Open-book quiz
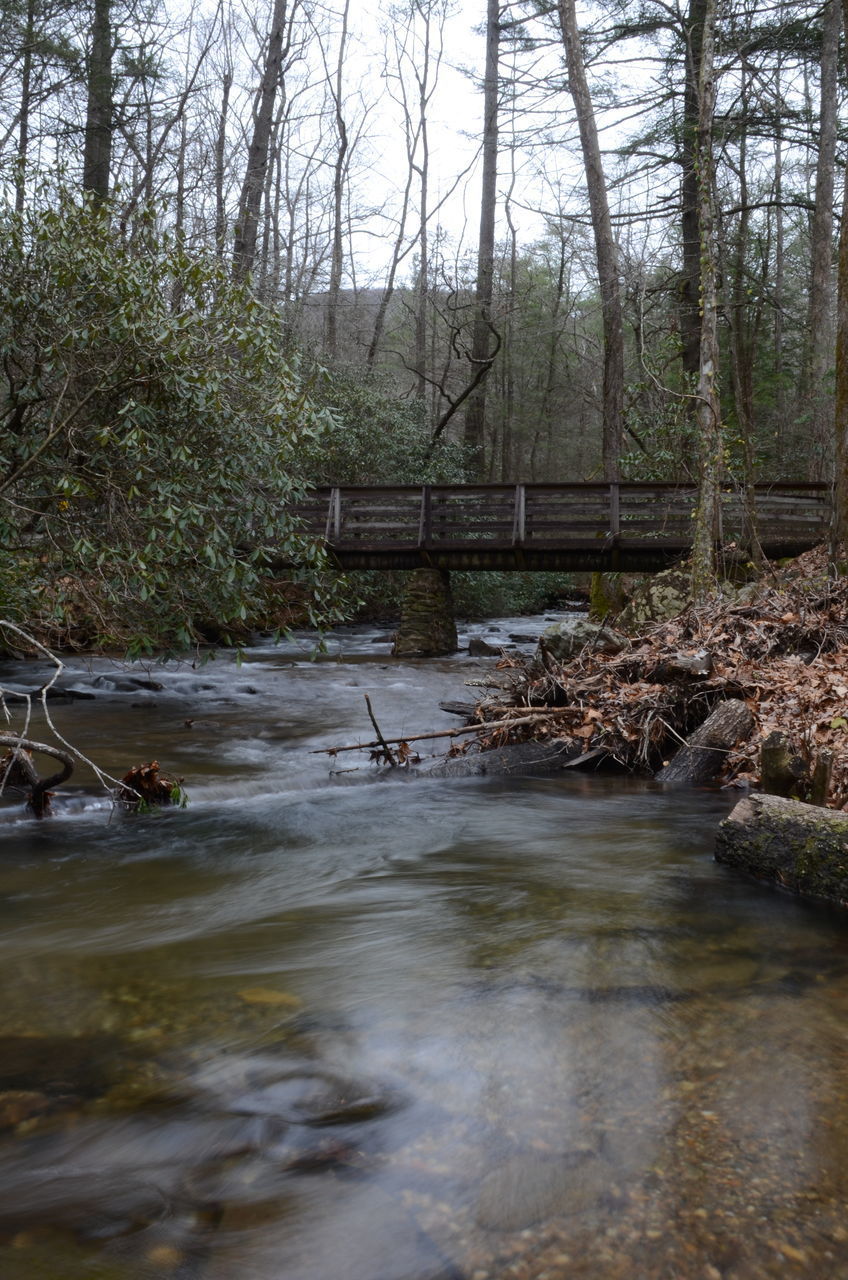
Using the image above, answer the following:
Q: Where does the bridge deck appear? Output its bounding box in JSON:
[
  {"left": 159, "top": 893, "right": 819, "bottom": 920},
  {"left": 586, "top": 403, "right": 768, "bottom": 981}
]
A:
[{"left": 290, "top": 482, "right": 830, "bottom": 572}]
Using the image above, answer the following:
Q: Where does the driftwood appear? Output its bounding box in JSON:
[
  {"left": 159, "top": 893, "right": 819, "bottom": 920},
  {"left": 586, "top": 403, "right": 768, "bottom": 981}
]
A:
[
  {"left": 439, "top": 700, "right": 477, "bottom": 719},
  {"left": 715, "top": 793, "right": 848, "bottom": 906},
  {"left": 117, "top": 761, "right": 183, "bottom": 808},
  {"left": 0, "top": 734, "right": 74, "bottom": 817},
  {"left": 655, "top": 699, "right": 753, "bottom": 785}
]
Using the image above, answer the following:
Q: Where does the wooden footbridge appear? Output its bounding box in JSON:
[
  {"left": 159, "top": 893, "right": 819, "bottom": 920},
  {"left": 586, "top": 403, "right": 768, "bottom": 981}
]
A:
[{"left": 292, "top": 482, "right": 830, "bottom": 572}]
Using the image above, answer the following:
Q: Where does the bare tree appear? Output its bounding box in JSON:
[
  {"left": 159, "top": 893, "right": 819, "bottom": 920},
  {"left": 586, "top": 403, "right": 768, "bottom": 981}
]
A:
[
  {"left": 463, "top": 0, "right": 500, "bottom": 477},
  {"left": 232, "top": 0, "right": 294, "bottom": 282},
  {"left": 555, "top": 0, "right": 623, "bottom": 480}
]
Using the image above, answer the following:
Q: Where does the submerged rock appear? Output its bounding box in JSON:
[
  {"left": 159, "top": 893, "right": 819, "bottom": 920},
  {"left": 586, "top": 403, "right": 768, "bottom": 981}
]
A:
[
  {"left": 0, "top": 1033, "right": 125, "bottom": 1098},
  {"left": 475, "top": 1151, "right": 604, "bottom": 1230}
]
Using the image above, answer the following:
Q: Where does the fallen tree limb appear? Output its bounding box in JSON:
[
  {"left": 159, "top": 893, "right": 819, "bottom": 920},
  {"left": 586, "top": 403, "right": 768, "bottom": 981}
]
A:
[
  {"left": 364, "top": 694, "right": 397, "bottom": 767},
  {"left": 715, "top": 793, "right": 848, "bottom": 906},
  {"left": 312, "top": 707, "right": 578, "bottom": 757},
  {"left": 655, "top": 699, "right": 753, "bottom": 785}
]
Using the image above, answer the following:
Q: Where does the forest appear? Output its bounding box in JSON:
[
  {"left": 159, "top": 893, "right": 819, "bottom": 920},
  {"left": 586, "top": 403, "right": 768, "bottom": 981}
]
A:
[{"left": 1, "top": 0, "right": 847, "bottom": 650}]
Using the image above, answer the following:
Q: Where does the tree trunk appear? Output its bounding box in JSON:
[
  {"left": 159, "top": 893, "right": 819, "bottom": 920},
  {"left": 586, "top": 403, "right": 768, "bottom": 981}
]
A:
[
  {"left": 215, "top": 68, "right": 232, "bottom": 261},
  {"left": 325, "top": 0, "right": 351, "bottom": 360},
  {"left": 680, "top": 0, "right": 707, "bottom": 382},
  {"left": 807, "top": 0, "right": 840, "bottom": 475},
  {"left": 557, "top": 0, "right": 624, "bottom": 480},
  {"left": 232, "top": 0, "right": 289, "bottom": 283},
  {"left": 463, "top": 0, "right": 500, "bottom": 478},
  {"left": 835, "top": 0, "right": 848, "bottom": 545},
  {"left": 655, "top": 698, "right": 753, "bottom": 785},
  {"left": 689, "top": 0, "right": 721, "bottom": 599},
  {"left": 82, "top": 0, "right": 113, "bottom": 201},
  {"left": 14, "top": 0, "right": 35, "bottom": 214},
  {"left": 715, "top": 793, "right": 848, "bottom": 906}
]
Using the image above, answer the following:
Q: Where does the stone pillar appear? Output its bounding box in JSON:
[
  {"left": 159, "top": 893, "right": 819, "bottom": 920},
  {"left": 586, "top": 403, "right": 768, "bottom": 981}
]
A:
[{"left": 392, "top": 568, "right": 458, "bottom": 657}]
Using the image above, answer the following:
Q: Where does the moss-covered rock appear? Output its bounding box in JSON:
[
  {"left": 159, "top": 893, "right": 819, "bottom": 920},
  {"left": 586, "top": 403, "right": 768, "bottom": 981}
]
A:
[{"left": 617, "top": 563, "right": 694, "bottom": 632}]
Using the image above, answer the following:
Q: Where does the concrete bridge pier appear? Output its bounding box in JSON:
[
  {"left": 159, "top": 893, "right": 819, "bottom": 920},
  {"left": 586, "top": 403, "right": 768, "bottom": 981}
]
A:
[{"left": 392, "top": 568, "right": 458, "bottom": 658}]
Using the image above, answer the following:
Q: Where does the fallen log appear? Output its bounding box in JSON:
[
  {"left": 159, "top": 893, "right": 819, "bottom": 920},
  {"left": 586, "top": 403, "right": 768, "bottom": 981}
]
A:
[
  {"left": 438, "top": 700, "right": 478, "bottom": 719},
  {"left": 715, "top": 793, "right": 848, "bottom": 906},
  {"left": 655, "top": 698, "right": 753, "bottom": 786}
]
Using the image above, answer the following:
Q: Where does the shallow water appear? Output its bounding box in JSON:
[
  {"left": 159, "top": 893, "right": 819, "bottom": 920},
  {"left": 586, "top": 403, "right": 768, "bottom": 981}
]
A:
[{"left": 0, "top": 621, "right": 847, "bottom": 1279}]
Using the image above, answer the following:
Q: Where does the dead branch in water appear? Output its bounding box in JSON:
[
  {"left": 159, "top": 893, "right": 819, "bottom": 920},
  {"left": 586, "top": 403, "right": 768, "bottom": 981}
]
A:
[
  {"left": 0, "top": 620, "right": 185, "bottom": 817},
  {"left": 0, "top": 733, "right": 75, "bottom": 817},
  {"left": 312, "top": 707, "right": 578, "bottom": 758}
]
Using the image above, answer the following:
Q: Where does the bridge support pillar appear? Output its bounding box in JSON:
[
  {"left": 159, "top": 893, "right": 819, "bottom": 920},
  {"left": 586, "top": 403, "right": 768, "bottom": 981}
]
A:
[{"left": 392, "top": 568, "right": 458, "bottom": 658}]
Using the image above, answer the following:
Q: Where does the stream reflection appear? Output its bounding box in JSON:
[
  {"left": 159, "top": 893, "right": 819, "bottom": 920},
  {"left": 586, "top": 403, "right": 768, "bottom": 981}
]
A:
[{"left": 0, "top": 635, "right": 846, "bottom": 1278}]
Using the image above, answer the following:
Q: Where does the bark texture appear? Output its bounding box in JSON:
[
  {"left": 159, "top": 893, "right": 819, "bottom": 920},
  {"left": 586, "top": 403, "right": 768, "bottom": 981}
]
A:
[
  {"left": 715, "top": 792, "right": 848, "bottom": 906},
  {"left": 82, "top": 0, "right": 112, "bottom": 200},
  {"left": 655, "top": 698, "right": 752, "bottom": 785}
]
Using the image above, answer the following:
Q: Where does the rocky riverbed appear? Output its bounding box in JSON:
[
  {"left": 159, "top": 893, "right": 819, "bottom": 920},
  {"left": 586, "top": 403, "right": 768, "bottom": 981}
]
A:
[{"left": 0, "top": 622, "right": 846, "bottom": 1279}]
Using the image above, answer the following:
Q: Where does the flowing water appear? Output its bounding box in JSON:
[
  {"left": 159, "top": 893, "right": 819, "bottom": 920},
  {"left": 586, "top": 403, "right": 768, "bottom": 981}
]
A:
[{"left": 0, "top": 619, "right": 847, "bottom": 1280}]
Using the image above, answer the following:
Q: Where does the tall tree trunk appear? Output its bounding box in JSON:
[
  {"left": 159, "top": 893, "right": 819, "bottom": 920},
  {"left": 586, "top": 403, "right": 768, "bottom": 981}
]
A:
[
  {"left": 557, "top": 0, "right": 623, "bottom": 480},
  {"left": 690, "top": 0, "right": 721, "bottom": 598},
  {"left": 215, "top": 68, "right": 232, "bottom": 261},
  {"left": 725, "top": 68, "right": 763, "bottom": 564},
  {"left": 15, "top": 0, "right": 35, "bottom": 214},
  {"left": 414, "top": 72, "right": 430, "bottom": 401},
  {"left": 680, "top": 0, "right": 707, "bottom": 381},
  {"left": 808, "top": 0, "right": 840, "bottom": 478},
  {"left": 325, "top": 0, "right": 351, "bottom": 360},
  {"left": 834, "top": 0, "right": 848, "bottom": 546},
  {"left": 82, "top": 0, "right": 113, "bottom": 201},
  {"left": 463, "top": 0, "right": 500, "bottom": 478},
  {"left": 232, "top": 0, "right": 289, "bottom": 283}
]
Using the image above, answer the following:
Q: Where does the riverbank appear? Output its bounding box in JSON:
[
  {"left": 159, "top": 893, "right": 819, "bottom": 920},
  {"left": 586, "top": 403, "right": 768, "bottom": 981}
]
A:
[{"left": 450, "top": 545, "right": 848, "bottom": 807}]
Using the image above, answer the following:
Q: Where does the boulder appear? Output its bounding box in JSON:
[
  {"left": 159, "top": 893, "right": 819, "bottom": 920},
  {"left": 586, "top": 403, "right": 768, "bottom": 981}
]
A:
[
  {"left": 617, "top": 563, "right": 693, "bottom": 631},
  {"left": 538, "top": 616, "right": 626, "bottom": 663},
  {"left": 468, "top": 636, "right": 501, "bottom": 657}
]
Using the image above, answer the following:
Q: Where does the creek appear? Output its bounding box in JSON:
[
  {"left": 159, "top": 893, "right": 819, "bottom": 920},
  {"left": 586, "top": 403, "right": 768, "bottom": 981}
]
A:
[{"left": 0, "top": 616, "right": 846, "bottom": 1280}]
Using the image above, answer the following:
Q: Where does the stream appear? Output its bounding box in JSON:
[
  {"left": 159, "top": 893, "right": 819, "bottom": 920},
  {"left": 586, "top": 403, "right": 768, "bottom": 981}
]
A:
[{"left": 0, "top": 615, "right": 847, "bottom": 1279}]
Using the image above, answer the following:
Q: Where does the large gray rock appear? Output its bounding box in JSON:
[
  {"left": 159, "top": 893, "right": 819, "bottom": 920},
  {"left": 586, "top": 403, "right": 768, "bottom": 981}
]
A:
[
  {"left": 617, "top": 563, "right": 693, "bottom": 631},
  {"left": 538, "top": 616, "right": 626, "bottom": 663}
]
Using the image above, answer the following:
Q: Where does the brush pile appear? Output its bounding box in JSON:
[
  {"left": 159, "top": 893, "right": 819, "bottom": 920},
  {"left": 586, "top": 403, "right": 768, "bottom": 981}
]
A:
[{"left": 466, "top": 545, "right": 848, "bottom": 807}]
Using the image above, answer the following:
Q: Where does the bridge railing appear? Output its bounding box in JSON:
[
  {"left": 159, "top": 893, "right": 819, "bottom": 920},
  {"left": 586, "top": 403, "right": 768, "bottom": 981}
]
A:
[{"left": 294, "top": 482, "right": 830, "bottom": 551}]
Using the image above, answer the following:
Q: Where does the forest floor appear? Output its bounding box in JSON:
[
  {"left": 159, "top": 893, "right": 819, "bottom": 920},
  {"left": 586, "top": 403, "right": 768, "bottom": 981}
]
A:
[{"left": 459, "top": 544, "right": 848, "bottom": 809}]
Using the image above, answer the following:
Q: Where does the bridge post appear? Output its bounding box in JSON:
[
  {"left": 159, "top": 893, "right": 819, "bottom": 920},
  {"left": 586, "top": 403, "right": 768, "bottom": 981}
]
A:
[{"left": 392, "top": 568, "right": 458, "bottom": 658}]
